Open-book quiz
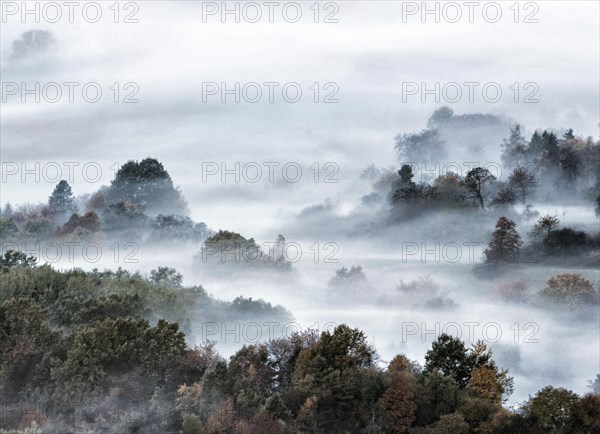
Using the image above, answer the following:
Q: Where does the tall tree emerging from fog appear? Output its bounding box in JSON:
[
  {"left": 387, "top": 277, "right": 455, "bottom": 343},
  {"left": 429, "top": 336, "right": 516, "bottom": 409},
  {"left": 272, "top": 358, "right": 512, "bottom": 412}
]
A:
[
  {"left": 106, "top": 158, "right": 187, "bottom": 214},
  {"left": 501, "top": 124, "right": 528, "bottom": 168},
  {"left": 48, "top": 180, "right": 77, "bottom": 214},
  {"left": 484, "top": 217, "right": 523, "bottom": 264},
  {"left": 464, "top": 167, "right": 496, "bottom": 209}
]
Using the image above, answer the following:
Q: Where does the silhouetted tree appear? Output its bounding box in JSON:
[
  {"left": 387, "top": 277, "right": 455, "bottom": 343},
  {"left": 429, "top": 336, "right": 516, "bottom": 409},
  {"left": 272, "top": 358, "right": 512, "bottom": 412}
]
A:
[
  {"left": 484, "top": 217, "right": 523, "bottom": 263},
  {"left": 508, "top": 166, "right": 537, "bottom": 204},
  {"left": 106, "top": 158, "right": 187, "bottom": 214},
  {"left": 465, "top": 167, "right": 496, "bottom": 208},
  {"left": 48, "top": 180, "right": 77, "bottom": 214},
  {"left": 530, "top": 215, "right": 560, "bottom": 239}
]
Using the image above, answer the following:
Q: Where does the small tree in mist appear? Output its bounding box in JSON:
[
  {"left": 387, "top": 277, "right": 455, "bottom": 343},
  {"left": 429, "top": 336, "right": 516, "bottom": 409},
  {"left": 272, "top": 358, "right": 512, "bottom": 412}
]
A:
[
  {"left": 48, "top": 180, "right": 77, "bottom": 214},
  {"left": 328, "top": 265, "right": 369, "bottom": 288},
  {"left": 465, "top": 167, "right": 496, "bottom": 209},
  {"left": 530, "top": 215, "right": 560, "bottom": 240},
  {"left": 483, "top": 217, "right": 523, "bottom": 264},
  {"left": 490, "top": 184, "right": 517, "bottom": 209},
  {"left": 396, "top": 275, "right": 440, "bottom": 297},
  {"left": 508, "top": 166, "right": 537, "bottom": 204},
  {"left": 539, "top": 273, "right": 596, "bottom": 312},
  {"left": 495, "top": 280, "right": 528, "bottom": 303},
  {"left": 521, "top": 204, "right": 539, "bottom": 222}
]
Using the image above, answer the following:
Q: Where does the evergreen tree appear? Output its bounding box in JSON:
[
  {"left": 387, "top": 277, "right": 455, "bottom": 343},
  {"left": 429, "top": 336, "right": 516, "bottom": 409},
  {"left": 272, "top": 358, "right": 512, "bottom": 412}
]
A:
[
  {"left": 501, "top": 124, "right": 528, "bottom": 168},
  {"left": 107, "top": 158, "right": 187, "bottom": 214},
  {"left": 484, "top": 217, "right": 523, "bottom": 263},
  {"left": 48, "top": 180, "right": 77, "bottom": 214},
  {"left": 528, "top": 130, "right": 544, "bottom": 157}
]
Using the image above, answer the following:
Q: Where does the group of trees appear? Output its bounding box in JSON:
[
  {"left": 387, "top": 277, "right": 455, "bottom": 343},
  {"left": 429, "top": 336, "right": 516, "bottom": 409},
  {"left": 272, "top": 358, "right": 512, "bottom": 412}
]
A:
[
  {"left": 495, "top": 271, "right": 598, "bottom": 314},
  {"left": 482, "top": 215, "right": 600, "bottom": 265},
  {"left": 6, "top": 292, "right": 598, "bottom": 434},
  {"left": 0, "top": 251, "right": 292, "bottom": 433},
  {"left": 385, "top": 108, "right": 600, "bottom": 219},
  {"left": 146, "top": 323, "right": 600, "bottom": 433},
  {"left": 389, "top": 163, "right": 524, "bottom": 213},
  {"left": 0, "top": 158, "right": 212, "bottom": 245},
  {"left": 196, "top": 230, "right": 293, "bottom": 273}
]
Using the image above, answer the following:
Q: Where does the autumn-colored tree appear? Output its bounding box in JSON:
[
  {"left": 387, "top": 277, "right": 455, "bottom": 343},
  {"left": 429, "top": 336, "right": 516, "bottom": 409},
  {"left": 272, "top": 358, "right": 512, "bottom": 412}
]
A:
[
  {"left": 429, "top": 412, "right": 470, "bottom": 434},
  {"left": 466, "top": 366, "right": 504, "bottom": 403},
  {"left": 496, "top": 280, "right": 528, "bottom": 303},
  {"left": 378, "top": 371, "right": 417, "bottom": 433},
  {"left": 433, "top": 172, "right": 466, "bottom": 203},
  {"left": 539, "top": 273, "right": 596, "bottom": 311},
  {"left": 204, "top": 397, "right": 236, "bottom": 433},
  {"left": 234, "top": 411, "right": 285, "bottom": 434}
]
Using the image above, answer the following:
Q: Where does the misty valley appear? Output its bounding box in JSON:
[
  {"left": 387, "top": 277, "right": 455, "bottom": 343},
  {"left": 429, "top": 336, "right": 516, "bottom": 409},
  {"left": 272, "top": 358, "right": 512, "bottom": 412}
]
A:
[{"left": 0, "top": 106, "right": 599, "bottom": 433}]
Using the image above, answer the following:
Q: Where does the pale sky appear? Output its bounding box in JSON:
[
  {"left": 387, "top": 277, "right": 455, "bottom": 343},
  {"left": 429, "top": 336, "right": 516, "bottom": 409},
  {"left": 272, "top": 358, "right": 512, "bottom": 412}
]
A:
[{"left": 1, "top": 1, "right": 599, "bottom": 229}]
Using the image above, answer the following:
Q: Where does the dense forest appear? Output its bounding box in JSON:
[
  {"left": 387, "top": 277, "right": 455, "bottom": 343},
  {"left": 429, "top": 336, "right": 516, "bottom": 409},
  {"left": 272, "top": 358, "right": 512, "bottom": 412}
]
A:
[
  {"left": 1, "top": 107, "right": 599, "bottom": 433},
  {"left": 0, "top": 257, "right": 598, "bottom": 433}
]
